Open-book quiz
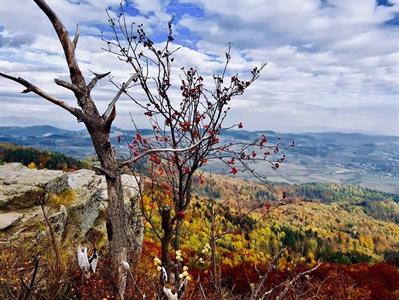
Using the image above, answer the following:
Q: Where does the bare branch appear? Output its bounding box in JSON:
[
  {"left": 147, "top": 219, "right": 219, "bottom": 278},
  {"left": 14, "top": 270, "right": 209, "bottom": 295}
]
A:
[
  {"left": 93, "top": 165, "right": 116, "bottom": 179},
  {"left": 33, "top": 0, "right": 86, "bottom": 89},
  {"left": 88, "top": 71, "right": 111, "bottom": 91},
  {"left": 20, "top": 256, "right": 40, "bottom": 300},
  {"left": 263, "top": 262, "right": 322, "bottom": 299},
  {"left": 72, "top": 24, "right": 79, "bottom": 49},
  {"left": 0, "top": 72, "right": 83, "bottom": 119},
  {"left": 103, "top": 72, "right": 140, "bottom": 120},
  {"left": 118, "top": 135, "right": 211, "bottom": 168},
  {"left": 54, "top": 78, "right": 80, "bottom": 93}
]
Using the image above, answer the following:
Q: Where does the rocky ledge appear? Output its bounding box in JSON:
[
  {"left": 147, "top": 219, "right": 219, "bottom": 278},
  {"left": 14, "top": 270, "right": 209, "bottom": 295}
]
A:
[{"left": 0, "top": 163, "right": 142, "bottom": 249}]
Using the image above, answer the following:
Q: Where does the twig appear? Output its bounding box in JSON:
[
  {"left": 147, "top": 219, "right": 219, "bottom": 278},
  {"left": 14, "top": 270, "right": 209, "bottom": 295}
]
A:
[
  {"left": 40, "top": 201, "right": 61, "bottom": 280},
  {"left": 21, "top": 256, "right": 40, "bottom": 300}
]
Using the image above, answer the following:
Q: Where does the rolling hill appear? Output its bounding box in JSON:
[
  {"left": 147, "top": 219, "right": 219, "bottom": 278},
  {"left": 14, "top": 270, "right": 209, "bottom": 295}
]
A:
[{"left": 3, "top": 125, "right": 397, "bottom": 192}]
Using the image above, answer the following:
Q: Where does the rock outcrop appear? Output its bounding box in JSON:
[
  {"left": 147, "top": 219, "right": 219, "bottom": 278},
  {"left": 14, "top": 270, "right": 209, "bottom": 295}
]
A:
[
  {"left": 0, "top": 211, "right": 24, "bottom": 230},
  {"left": 0, "top": 163, "right": 143, "bottom": 252},
  {"left": 0, "top": 162, "right": 67, "bottom": 209}
]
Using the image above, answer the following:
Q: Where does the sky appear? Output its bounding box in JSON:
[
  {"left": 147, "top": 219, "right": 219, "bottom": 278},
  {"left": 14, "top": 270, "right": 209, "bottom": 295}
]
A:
[{"left": 0, "top": 0, "right": 398, "bottom": 135}]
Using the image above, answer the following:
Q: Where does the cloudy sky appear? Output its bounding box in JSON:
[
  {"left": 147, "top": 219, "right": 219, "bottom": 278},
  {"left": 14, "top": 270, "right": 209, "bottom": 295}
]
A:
[{"left": 0, "top": 0, "right": 398, "bottom": 135}]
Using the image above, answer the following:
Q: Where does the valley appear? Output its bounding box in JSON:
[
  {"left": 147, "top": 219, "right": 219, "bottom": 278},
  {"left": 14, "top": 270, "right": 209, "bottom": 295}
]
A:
[{"left": 2, "top": 125, "right": 397, "bottom": 192}]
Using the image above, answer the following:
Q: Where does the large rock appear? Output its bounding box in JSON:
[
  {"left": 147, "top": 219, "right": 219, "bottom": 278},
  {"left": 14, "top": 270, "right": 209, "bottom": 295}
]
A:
[
  {"left": 0, "top": 212, "right": 24, "bottom": 230},
  {"left": 0, "top": 163, "right": 142, "bottom": 251},
  {"left": 65, "top": 169, "right": 140, "bottom": 236},
  {"left": 0, "top": 163, "right": 67, "bottom": 209}
]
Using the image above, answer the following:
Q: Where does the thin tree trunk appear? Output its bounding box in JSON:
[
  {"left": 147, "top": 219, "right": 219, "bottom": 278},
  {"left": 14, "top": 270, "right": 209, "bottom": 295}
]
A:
[
  {"left": 106, "top": 172, "right": 128, "bottom": 260},
  {"left": 87, "top": 126, "right": 129, "bottom": 298},
  {"left": 161, "top": 206, "right": 173, "bottom": 282},
  {"left": 210, "top": 203, "right": 222, "bottom": 296}
]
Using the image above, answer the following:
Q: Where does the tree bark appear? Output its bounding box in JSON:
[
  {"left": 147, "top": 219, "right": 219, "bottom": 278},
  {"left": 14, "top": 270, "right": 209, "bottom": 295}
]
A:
[
  {"left": 85, "top": 123, "right": 134, "bottom": 300},
  {"left": 161, "top": 206, "right": 173, "bottom": 283},
  {"left": 86, "top": 125, "right": 129, "bottom": 266}
]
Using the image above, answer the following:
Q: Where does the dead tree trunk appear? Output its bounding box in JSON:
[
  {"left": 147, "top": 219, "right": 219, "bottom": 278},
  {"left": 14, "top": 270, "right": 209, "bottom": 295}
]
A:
[{"left": 87, "top": 125, "right": 128, "bottom": 263}]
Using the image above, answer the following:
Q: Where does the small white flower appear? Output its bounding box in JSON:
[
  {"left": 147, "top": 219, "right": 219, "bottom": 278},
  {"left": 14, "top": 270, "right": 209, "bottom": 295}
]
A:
[
  {"left": 201, "top": 243, "right": 211, "bottom": 255},
  {"left": 175, "top": 250, "right": 184, "bottom": 262},
  {"left": 183, "top": 266, "right": 188, "bottom": 271},
  {"left": 77, "top": 246, "right": 90, "bottom": 272}
]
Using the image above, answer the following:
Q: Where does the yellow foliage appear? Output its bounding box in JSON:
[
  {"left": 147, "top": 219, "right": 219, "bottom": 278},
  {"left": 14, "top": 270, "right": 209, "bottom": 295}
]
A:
[
  {"left": 48, "top": 190, "right": 76, "bottom": 209},
  {"left": 27, "top": 161, "right": 37, "bottom": 169}
]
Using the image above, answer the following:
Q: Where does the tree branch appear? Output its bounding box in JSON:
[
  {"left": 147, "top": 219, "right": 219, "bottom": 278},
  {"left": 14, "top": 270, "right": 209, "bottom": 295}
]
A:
[
  {"left": 93, "top": 165, "right": 116, "bottom": 179},
  {"left": 22, "top": 256, "right": 40, "bottom": 300},
  {"left": 54, "top": 78, "right": 81, "bottom": 93},
  {"left": 0, "top": 72, "right": 83, "bottom": 119},
  {"left": 33, "top": 0, "right": 86, "bottom": 89},
  {"left": 118, "top": 135, "right": 211, "bottom": 168},
  {"left": 88, "top": 71, "right": 111, "bottom": 91},
  {"left": 102, "top": 72, "right": 140, "bottom": 120},
  {"left": 72, "top": 24, "right": 79, "bottom": 49},
  {"left": 263, "top": 262, "right": 322, "bottom": 299}
]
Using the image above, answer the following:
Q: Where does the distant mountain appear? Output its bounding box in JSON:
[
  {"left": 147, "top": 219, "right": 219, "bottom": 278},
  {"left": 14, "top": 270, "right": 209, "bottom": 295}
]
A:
[
  {"left": 209, "top": 129, "right": 399, "bottom": 194},
  {"left": 0, "top": 125, "right": 73, "bottom": 137},
  {"left": 1, "top": 125, "right": 398, "bottom": 193},
  {"left": 0, "top": 126, "right": 92, "bottom": 158}
]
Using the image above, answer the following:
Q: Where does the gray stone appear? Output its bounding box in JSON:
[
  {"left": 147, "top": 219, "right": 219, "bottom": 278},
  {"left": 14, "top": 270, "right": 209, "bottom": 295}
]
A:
[
  {"left": 0, "top": 212, "right": 24, "bottom": 230},
  {"left": 65, "top": 170, "right": 140, "bottom": 236},
  {"left": 49, "top": 205, "right": 68, "bottom": 233},
  {"left": 0, "top": 163, "right": 142, "bottom": 250},
  {"left": 0, "top": 163, "right": 66, "bottom": 209}
]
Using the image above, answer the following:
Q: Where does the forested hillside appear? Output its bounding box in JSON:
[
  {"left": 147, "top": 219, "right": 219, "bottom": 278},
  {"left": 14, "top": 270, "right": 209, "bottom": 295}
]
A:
[
  {"left": 0, "top": 143, "right": 89, "bottom": 171},
  {"left": 168, "top": 175, "right": 399, "bottom": 263},
  {"left": 195, "top": 174, "right": 399, "bottom": 222},
  {"left": 2, "top": 165, "right": 398, "bottom": 299}
]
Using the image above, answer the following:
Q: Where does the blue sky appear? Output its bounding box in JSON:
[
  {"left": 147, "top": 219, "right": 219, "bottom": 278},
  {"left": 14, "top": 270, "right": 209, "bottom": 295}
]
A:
[{"left": 0, "top": 0, "right": 398, "bottom": 135}]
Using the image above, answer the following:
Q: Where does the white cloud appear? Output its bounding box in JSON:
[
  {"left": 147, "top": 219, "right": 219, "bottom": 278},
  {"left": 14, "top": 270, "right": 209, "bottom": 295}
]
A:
[
  {"left": 176, "top": 0, "right": 399, "bottom": 135},
  {"left": 0, "top": 0, "right": 398, "bottom": 135}
]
